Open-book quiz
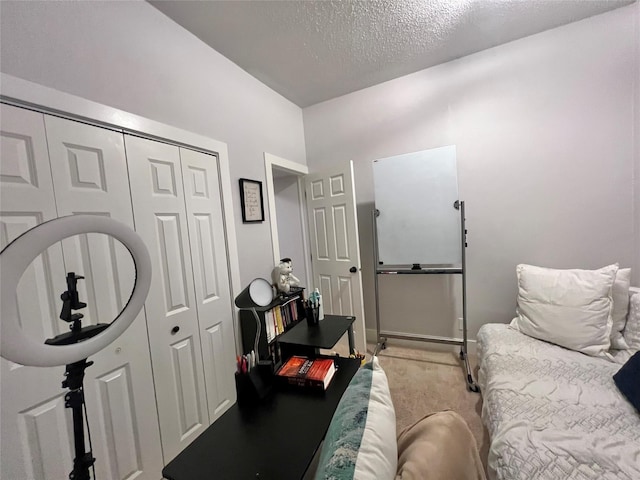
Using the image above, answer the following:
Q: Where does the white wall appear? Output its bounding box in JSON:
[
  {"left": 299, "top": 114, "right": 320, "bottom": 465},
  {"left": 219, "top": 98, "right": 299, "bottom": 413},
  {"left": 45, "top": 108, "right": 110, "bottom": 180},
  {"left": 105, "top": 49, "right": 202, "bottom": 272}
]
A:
[
  {"left": 635, "top": 1, "right": 640, "bottom": 284},
  {"left": 304, "top": 5, "right": 638, "bottom": 339},
  {"left": 0, "top": 0, "right": 306, "bottom": 287}
]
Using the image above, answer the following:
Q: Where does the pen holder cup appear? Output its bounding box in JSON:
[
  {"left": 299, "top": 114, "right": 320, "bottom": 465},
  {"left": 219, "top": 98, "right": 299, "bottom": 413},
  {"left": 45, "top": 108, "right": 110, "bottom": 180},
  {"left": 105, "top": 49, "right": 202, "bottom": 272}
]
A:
[
  {"left": 235, "top": 365, "right": 272, "bottom": 407},
  {"left": 305, "top": 306, "right": 320, "bottom": 326}
]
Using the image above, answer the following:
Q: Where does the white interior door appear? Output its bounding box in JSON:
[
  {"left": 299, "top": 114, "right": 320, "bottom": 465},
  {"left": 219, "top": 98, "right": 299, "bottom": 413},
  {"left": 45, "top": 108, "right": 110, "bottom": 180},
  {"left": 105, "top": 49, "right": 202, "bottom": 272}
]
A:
[
  {"left": 180, "top": 148, "right": 236, "bottom": 421},
  {"left": 304, "top": 160, "right": 366, "bottom": 354},
  {"left": 0, "top": 104, "right": 71, "bottom": 480},
  {"left": 125, "top": 135, "right": 209, "bottom": 463},
  {"left": 45, "top": 116, "right": 137, "bottom": 327},
  {"left": 0, "top": 106, "right": 163, "bottom": 480},
  {"left": 44, "top": 115, "right": 163, "bottom": 480}
]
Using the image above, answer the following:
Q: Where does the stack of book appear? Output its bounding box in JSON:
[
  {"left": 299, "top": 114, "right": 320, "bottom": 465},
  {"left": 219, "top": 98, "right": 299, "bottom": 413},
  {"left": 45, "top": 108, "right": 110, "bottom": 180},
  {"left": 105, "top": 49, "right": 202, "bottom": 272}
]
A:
[
  {"left": 265, "top": 296, "right": 300, "bottom": 342},
  {"left": 275, "top": 356, "right": 336, "bottom": 392}
]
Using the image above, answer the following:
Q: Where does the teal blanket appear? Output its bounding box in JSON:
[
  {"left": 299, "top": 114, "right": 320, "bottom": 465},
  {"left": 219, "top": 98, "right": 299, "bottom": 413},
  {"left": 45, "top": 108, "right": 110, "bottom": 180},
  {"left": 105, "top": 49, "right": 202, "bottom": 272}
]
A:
[{"left": 315, "top": 363, "right": 373, "bottom": 479}]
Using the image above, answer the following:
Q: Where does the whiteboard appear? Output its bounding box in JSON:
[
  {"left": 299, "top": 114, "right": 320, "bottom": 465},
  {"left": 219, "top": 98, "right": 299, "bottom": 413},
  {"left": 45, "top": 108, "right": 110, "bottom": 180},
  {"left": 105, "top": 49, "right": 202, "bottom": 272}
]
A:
[{"left": 373, "top": 146, "right": 461, "bottom": 266}]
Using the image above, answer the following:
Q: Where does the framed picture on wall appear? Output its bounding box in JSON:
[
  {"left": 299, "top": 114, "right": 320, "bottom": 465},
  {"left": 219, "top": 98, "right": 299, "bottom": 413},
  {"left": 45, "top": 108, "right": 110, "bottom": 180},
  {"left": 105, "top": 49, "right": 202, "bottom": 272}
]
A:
[{"left": 239, "top": 178, "right": 265, "bottom": 223}]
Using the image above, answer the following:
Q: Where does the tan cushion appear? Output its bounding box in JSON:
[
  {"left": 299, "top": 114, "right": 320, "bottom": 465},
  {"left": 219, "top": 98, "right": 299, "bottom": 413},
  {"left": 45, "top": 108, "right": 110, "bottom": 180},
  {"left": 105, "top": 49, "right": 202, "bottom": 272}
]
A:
[{"left": 396, "top": 411, "right": 486, "bottom": 480}]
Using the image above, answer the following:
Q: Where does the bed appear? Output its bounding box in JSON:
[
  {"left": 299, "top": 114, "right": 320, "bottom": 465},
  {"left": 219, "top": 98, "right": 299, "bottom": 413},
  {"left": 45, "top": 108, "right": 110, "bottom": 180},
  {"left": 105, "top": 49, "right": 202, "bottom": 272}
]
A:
[{"left": 477, "top": 275, "right": 640, "bottom": 480}]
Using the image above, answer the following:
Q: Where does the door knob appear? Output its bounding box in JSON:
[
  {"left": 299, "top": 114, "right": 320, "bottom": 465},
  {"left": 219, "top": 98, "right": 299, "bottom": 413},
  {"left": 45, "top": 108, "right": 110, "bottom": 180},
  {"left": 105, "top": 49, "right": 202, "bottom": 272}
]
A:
[
  {"left": 171, "top": 326, "right": 180, "bottom": 335},
  {"left": 349, "top": 266, "right": 357, "bottom": 273}
]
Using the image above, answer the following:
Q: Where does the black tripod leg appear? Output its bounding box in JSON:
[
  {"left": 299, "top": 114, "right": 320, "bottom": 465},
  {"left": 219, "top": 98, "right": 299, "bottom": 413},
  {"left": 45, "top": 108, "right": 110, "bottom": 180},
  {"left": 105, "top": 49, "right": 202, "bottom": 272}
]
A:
[{"left": 64, "top": 361, "right": 95, "bottom": 480}]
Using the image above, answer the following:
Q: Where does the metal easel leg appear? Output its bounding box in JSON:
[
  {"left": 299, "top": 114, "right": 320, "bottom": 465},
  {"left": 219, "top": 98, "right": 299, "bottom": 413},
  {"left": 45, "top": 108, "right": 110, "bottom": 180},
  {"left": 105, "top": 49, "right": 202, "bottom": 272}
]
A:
[
  {"left": 372, "top": 209, "right": 386, "bottom": 357},
  {"left": 460, "top": 348, "right": 479, "bottom": 392},
  {"left": 459, "top": 201, "right": 479, "bottom": 393},
  {"left": 373, "top": 337, "right": 387, "bottom": 356}
]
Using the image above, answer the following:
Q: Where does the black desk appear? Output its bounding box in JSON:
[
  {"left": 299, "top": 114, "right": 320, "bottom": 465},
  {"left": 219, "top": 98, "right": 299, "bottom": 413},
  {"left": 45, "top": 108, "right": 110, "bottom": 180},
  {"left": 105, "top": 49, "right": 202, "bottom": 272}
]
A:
[
  {"left": 162, "top": 356, "right": 359, "bottom": 480},
  {"left": 278, "top": 315, "right": 356, "bottom": 358}
]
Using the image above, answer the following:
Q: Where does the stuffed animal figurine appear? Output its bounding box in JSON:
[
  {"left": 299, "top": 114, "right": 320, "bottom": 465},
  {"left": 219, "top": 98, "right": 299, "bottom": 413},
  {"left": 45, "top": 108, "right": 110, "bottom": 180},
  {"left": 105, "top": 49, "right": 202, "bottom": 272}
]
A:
[{"left": 272, "top": 257, "right": 300, "bottom": 294}]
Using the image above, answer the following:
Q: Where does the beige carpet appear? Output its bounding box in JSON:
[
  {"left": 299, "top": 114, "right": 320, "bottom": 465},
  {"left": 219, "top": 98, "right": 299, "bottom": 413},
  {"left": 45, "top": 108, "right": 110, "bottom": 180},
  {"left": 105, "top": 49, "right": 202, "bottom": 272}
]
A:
[{"left": 371, "top": 343, "right": 490, "bottom": 471}]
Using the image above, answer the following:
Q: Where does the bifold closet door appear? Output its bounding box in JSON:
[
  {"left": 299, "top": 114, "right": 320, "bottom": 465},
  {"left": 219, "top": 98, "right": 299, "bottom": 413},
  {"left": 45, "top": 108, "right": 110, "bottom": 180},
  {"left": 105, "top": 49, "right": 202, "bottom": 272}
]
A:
[
  {"left": 44, "top": 116, "right": 164, "bottom": 479},
  {"left": 0, "top": 104, "right": 70, "bottom": 480},
  {"left": 0, "top": 105, "right": 163, "bottom": 480},
  {"left": 180, "top": 148, "right": 237, "bottom": 421},
  {"left": 125, "top": 136, "right": 209, "bottom": 462}
]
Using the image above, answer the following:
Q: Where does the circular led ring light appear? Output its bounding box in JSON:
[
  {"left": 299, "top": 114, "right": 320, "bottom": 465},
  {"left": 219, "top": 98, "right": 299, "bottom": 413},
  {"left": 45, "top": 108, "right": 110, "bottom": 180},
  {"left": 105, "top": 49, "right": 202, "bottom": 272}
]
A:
[{"left": 0, "top": 215, "right": 152, "bottom": 367}]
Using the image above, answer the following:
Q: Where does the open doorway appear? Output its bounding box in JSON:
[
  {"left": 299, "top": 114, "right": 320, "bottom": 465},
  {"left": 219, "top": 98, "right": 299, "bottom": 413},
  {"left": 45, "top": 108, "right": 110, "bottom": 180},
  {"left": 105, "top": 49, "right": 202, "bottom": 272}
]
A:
[
  {"left": 264, "top": 153, "right": 311, "bottom": 290},
  {"left": 265, "top": 154, "right": 367, "bottom": 357}
]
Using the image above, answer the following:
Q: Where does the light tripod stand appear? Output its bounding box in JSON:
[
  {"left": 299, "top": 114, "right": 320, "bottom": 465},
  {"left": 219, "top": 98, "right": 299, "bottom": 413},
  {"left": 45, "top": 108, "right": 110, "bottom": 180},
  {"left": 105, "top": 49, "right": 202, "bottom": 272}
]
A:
[{"left": 0, "top": 215, "right": 152, "bottom": 479}]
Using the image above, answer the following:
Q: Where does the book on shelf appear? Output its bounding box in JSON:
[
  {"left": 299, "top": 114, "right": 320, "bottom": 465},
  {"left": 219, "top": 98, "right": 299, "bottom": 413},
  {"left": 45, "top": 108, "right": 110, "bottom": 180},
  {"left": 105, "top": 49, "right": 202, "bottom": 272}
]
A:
[
  {"left": 275, "top": 307, "right": 284, "bottom": 334},
  {"left": 240, "top": 292, "right": 304, "bottom": 361},
  {"left": 275, "top": 356, "right": 336, "bottom": 391},
  {"left": 265, "top": 309, "right": 275, "bottom": 343}
]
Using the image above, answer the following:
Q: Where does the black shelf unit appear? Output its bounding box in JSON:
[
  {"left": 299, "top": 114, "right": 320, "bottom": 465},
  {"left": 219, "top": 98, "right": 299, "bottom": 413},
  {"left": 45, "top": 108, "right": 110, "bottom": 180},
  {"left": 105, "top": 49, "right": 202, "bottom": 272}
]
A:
[{"left": 239, "top": 287, "right": 305, "bottom": 363}]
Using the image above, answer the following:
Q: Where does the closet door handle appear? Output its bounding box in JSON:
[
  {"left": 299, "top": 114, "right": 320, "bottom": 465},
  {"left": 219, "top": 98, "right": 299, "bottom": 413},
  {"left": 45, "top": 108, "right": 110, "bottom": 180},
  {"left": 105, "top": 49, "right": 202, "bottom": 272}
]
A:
[
  {"left": 349, "top": 266, "right": 357, "bottom": 273},
  {"left": 171, "top": 326, "right": 180, "bottom": 335}
]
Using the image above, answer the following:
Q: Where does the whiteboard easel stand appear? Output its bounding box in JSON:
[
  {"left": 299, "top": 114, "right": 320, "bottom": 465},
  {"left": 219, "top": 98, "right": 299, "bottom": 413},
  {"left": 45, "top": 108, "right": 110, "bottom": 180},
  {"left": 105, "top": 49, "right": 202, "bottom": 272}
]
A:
[{"left": 372, "top": 200, "right": 480, "bottom": 392}]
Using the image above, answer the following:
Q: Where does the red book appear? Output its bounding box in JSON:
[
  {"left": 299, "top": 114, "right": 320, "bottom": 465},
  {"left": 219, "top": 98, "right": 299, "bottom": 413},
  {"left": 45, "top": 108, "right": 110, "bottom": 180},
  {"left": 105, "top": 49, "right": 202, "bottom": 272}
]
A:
[{"left": 276, "top": 356, "right": 336, "bottom": 391}]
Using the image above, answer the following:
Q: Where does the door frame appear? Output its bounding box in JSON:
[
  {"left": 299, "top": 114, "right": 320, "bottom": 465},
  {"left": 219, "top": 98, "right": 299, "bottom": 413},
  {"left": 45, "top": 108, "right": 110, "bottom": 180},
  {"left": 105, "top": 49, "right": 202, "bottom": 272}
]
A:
[
  {"left": 0, "top": 72, "right": 243, "bottom": 342},
  {"left": 264, "top": 152, "right": 313, "bottom": 290}
]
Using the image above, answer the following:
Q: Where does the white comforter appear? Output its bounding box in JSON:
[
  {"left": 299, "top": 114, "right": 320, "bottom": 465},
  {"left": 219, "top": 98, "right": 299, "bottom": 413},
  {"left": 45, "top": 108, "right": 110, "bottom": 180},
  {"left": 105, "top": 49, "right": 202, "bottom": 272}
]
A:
[{"left": 477, "top": 324, "right": 640, "bottom": 480}]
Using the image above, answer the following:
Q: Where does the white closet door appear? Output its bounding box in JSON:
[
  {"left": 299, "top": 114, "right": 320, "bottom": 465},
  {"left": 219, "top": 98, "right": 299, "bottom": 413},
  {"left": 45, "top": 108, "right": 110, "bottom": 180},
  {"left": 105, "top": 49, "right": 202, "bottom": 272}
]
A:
[
  {"left": 0, "top": 104, "right": 72, "bottom": 480},
  {"left": 44, "top": 115, "right": 163, "bottom": 480},
  {"left": 125, "top": 136, "right": 209, "bottom": 462},
  {"left": 2, "top": 115, "right": 162, "bottom": 479},
  {"left": 180, "top": 148, "right": 236, "bottom": 421},
  {"left": 45, "top": 116, "right": 138, "bottom": 327}
]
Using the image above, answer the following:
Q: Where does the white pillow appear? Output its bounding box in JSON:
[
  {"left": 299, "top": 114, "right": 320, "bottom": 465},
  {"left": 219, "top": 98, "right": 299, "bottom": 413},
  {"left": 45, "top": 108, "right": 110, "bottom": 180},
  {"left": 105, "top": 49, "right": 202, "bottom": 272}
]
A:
[
  {"left": 610, "top": 268, "right": 631, "bottom": 349},
  {"left": 510, "top": 263, "right": 618, "bottom": 357},
  {"left": 315, "top": 356, "right": 397, "bottom": 480},
  {"left": 354, "top": 357, "right": 397, "bottom": 480},
  {"left": 623, "top": 291, "right": 640, "bottom": 352}
]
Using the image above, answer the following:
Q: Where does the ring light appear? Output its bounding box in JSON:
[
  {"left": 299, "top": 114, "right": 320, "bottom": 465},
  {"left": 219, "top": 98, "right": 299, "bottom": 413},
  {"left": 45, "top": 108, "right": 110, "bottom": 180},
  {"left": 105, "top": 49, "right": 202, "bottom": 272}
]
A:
[{"left": 0, "top": 215, "right": 152, "bottom": 367}]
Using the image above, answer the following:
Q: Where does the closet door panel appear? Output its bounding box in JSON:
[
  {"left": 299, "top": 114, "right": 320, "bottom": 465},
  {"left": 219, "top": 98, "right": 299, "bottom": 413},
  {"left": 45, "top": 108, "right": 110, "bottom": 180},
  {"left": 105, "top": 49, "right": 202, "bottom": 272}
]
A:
[
  {"left": 0, "top": 106, "right": 67, "bottom": 340},
  {"left": 94, "top": 365, "right": 144, "bottom": 479},
  {"left": 44, "top": 116, "right": 136, "bottom": 325},
  {"left": 0, "top": 104, "right": 70, "bottom": 480},
  {"left": 180, "top": 148, "right": 236, "bottom": 420},
  {"left": 125, "top": 136, "right": 208, "bottom": 463},
  {"left": 43, "top": 116, "right": 163, "bottom": 480},
  {"left": 1, "top": 105, "right": 56, "bottom": 210}
]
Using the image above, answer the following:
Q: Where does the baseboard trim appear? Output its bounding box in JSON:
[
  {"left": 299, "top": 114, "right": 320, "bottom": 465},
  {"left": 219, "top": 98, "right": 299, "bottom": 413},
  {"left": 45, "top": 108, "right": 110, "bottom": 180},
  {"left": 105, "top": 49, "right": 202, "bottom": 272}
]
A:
[{"left": 366, "top": 328, "right": 477, "bottom": 356}]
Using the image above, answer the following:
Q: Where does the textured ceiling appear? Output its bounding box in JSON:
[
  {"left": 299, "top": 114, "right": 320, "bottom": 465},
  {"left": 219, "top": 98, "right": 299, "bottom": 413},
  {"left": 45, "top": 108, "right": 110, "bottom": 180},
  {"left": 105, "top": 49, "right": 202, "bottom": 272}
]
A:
[{"left": 150, "top": 0, "right": 633, "bottom": 107}]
